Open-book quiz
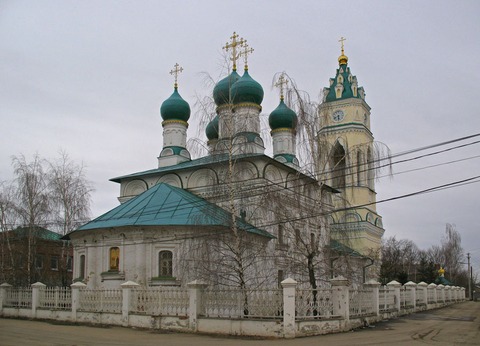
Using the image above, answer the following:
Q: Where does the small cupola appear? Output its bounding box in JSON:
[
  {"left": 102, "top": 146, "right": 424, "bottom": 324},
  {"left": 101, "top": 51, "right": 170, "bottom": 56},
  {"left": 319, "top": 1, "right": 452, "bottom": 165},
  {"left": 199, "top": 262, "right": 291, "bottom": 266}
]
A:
[
  {"left": 269, "top": 73, "right": 298, "bottom": 167},
  {"left": 160, "top": 64, "right": 191, "bottom": 122}
]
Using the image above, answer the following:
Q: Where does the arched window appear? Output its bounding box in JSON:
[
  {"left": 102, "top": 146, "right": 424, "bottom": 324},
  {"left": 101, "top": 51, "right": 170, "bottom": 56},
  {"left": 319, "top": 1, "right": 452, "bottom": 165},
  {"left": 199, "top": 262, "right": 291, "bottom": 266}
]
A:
[
  {"left": 331, "top": 142, "right": 346, "bottom": 189},
  {"left": 367, "top": 148, "right": 374, "bottom": 189},
  {"left": 109, "top": 247, "right": 120, "bottom": 271},
  {"left": 357, "top": 151, "right": 363, "bottom": 186},
  {"left": 159, "top": 251, "right": 173, "bottom": 277},
  {"left": 79, "top": 255, "right": 86, "bottom": 279}
]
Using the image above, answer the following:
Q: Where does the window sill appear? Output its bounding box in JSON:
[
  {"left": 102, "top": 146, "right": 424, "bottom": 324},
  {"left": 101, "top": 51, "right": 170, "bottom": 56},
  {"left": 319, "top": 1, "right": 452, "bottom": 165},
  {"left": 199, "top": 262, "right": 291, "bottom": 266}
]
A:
[
  {"left": 101, "top": 271, "right": 125, "bottom": 281},
  {"left": 149, "top": 277, "right": 180, "bottom": 286}
]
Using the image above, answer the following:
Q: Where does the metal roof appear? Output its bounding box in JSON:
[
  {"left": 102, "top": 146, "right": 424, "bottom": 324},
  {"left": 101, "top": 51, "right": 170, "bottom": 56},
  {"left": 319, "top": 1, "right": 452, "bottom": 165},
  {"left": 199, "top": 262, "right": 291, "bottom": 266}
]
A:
[
  {"left": 74, "top": 182, "right": 273, "bottom": 238},
  {"left": 110, "top": 153, "right": 317, "bottom": 183}
]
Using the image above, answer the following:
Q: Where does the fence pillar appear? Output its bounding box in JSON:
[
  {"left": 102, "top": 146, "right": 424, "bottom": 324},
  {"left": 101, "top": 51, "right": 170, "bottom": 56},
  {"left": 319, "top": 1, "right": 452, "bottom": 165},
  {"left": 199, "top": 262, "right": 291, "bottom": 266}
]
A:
[
  {"left": 417, "top": 282, "right": 428, "bottom": 306},
  {"left": 71, "top": 281, "right": 87, "bottom": 321},
  {"left": 31, "top": 282, "right": 46, "bottom": 317},
  {"left": 364, "top": 279, "right": 380, "bottom": 317},
  {"left": 427, "top": 283, "right": 437, "bottom": 305},
  {"left": 437, "top": 284, "right": 445, "bottom": 304},
  {"left": 330, "top": 276, "right": 350, "bottom": 322},
  {"left": 461, "top": 287, "right": 466, "bottom": 300},
  {"left": 281, "top": 278, "right": 297, "bottom": 339},
  {"left": 121, "top": 281, "right": 140, "bottom": 327},
  {"left": 0, "top": 283, "right": 12, "bottom": 313},
  {"left": 187, "top": 280, "right": 208, "bottom": 331},
  {"left": 387, "top": 280, "right": 401, "bottom": 312},
  {"left": 443, "top": 286, "right": 452, "bottom": 303},
  {"left": 404, "top": 281, "right": 417, "bottom": 310}
]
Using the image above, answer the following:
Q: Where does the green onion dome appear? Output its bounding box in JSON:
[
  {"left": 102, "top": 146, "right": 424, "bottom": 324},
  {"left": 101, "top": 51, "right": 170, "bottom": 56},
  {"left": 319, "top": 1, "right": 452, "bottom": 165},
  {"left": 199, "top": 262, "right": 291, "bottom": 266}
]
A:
[
  {"left": 160, "top": 87, "right": 191, "bottom": 122},
  {"left": 230, "top": 70, "right": 264, "bottom": 105},
  {"left": 213, "top": 70, "right": 241, "bottom": 106},
  {"left": 205, "top": 115, "right": 219, "bottom": 140},
  {"left": 269, "top": 99, "right": 297, "bottom": 130}
]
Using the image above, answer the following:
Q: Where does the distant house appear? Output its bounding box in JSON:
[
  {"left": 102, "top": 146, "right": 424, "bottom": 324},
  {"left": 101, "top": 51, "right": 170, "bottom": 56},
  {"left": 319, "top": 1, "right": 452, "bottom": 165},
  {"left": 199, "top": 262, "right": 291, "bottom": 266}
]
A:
[{"left": 0, "top": 227, "right": 73, "bottom": 286}]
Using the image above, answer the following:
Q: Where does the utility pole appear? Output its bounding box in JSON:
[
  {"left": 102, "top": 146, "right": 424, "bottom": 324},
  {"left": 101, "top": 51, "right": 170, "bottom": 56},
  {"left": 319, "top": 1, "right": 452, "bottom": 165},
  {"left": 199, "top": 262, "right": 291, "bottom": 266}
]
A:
[{"left": 467, "top": 253, "right": 471, "bottom": 300}]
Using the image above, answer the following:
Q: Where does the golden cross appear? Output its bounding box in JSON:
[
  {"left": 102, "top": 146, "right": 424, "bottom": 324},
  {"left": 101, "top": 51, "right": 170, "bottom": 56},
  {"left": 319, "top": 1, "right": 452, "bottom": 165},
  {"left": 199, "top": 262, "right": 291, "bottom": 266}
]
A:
[
  {"left": 339, "top": 36, "right": 346, "bottom": 55},
  {"left": 223, "top": 32, "right": 245, "bottom": 71},
  {"left": 274, "top": 73, "right": 288, "bottom": 100},
  {"left": 169, "top": 63, "right": 183, "bottom": 88},
  {"left": 239, "top": 41, "right": 254, "bottom": 70}
]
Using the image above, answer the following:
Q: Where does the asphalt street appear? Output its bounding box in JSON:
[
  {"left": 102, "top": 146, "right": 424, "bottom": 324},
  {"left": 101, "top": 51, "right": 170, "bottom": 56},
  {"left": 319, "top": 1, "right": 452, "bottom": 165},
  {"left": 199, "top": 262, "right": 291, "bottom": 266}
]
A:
[{"left": 0, "top": 301, "right": 479, "bottom": 345}]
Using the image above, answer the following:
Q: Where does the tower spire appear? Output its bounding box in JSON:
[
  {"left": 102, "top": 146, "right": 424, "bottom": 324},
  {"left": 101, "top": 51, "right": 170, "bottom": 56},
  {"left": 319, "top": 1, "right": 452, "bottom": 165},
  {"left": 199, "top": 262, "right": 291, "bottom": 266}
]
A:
[
  {"left": 338, "top": 36, "right": 348, "bottom": 65},
  {"left": 169, "top": 63, "right": 184, "bottom": 89},
  {"left": 223, "top": 32, "right": 245, "bottom": 71}
]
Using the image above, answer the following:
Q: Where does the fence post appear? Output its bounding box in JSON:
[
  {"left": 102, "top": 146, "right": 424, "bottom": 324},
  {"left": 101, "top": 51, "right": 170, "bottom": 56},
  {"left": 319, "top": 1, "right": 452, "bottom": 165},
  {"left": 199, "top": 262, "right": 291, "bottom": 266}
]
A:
[
  {"left": 444, "top": 285, "right": 451, "bottom": 303},
  {"left": 187, "top": 280, "right": 208, "bottom": 331},
  {"left": 281, "top": 278, "right": 297, "bottom": 339},
  {"left": 404, "top": 281, "right": 416, "bottom": 310},
  {"left": 330, "top": 276, "right": 350, "bottom": 323},
  {"left": 121, "top": 281, "right": 140, "bottom": 327},
  {"left": 0, "top": 283, "right": 12, "bottom": 313},
  {"left": 364, "top": 279, "right": 380, "bottom": 317},
  {"left": 71, "top": 281, "right": 87, "bottom": 322},
  {"left": 386, "top": 280, "right": 401, "bottom": 312},
  {"left": 427, "top": 283, "right": 437, "bottom": 306},
  {"left": 31, "top": 282, "right": 46, "bottom": 317},
  {"left": 461, "top": 287, "right": 466, "bottom": 300},
  {"left": 417, "top": 282, "right": 428, "bottom": 307},
  {"left": 437, "top": 284, "right": 445, "bottom": 305}
]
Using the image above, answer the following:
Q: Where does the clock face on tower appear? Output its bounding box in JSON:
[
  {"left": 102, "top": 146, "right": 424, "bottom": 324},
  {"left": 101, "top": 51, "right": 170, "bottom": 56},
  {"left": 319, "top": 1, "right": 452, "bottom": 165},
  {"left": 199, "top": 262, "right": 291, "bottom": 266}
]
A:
[{"left": 332, "top": 110, "right": 345, "bottom": 122}]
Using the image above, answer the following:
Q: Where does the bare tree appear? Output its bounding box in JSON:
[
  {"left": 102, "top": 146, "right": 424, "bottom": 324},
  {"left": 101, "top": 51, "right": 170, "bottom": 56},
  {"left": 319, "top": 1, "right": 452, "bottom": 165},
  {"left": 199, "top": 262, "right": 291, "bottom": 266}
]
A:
[
  {"left": 48, "top": 151, "right": 93, "bottom": 235},
  {"left": 0, "top": 152, "right": 93, "bottom": 285},
  {"left": 11, "top": 154, "right": 50, "bottom": 284}
]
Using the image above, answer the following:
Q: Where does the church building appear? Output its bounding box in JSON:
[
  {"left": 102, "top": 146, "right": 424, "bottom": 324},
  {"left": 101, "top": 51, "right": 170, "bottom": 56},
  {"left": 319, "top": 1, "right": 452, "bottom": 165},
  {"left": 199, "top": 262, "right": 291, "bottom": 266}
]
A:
[{"left": 66, "top": 34, "right": 384, "bottom": 289}]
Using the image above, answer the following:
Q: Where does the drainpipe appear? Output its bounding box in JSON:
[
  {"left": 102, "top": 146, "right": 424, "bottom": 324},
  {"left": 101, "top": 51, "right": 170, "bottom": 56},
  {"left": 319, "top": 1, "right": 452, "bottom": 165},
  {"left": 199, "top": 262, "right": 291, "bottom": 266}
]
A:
[{"left": 363, "top": 257, "right": 374, "bottom": 283}]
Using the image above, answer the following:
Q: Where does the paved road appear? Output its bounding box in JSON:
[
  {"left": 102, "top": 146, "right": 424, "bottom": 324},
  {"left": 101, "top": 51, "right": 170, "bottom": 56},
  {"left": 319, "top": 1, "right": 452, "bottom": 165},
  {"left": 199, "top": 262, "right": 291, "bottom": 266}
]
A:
[{"left": 1, "top": 302, "right": 479, "bottom": 345}]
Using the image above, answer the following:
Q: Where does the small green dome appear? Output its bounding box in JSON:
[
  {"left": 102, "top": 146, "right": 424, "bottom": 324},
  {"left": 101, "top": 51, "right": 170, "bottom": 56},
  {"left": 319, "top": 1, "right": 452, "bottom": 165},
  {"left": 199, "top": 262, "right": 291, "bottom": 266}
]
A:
[
  {"left": 230, "top": 70, "right": 264, "bottom": 105},
  {"left": 213, "top": 70, "right": 241, "bottom": 106},
  {"left": 205, "top": 115, "right": 219, "bottom": 140},
  {"left": 269, "top": 99, "right": 297, "bottom": 130},
  {"left": 160, "top": 87, "right": 191, "bottom": 121}
]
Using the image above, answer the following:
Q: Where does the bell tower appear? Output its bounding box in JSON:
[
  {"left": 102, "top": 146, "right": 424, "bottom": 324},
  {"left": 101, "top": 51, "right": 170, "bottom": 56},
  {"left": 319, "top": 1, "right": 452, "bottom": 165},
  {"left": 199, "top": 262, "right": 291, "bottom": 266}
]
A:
[{"left": 318, "top": 38, "right": 384, "bottom": 259}]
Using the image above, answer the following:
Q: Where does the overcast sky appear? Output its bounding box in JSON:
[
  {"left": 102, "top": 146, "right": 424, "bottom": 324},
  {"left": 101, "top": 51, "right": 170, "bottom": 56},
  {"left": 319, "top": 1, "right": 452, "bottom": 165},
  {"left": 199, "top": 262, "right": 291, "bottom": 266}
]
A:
[{"left": 1, "top": 0, "right": 479, "bottom": 273}]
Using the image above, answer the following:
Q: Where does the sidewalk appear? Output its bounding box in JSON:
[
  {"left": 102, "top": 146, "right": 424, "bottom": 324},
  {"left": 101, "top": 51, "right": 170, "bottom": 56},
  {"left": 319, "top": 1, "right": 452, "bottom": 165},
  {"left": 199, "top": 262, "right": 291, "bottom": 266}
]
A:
[{"left": 0, "top": 301, "right": 479, "bottom": 345}]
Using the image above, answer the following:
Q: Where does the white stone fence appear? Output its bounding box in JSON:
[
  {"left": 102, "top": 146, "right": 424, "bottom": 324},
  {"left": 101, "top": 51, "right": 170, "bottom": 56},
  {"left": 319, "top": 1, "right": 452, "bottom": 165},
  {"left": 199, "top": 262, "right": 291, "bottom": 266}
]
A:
[{"left": 0, "top": 278, "right": 466, "bottom": 338}]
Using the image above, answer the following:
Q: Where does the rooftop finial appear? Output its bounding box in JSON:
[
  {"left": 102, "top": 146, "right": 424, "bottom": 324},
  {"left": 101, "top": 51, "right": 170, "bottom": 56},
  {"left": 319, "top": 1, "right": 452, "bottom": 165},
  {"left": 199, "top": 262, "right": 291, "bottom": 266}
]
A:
[
  {"left": 239, "top": 41, "right": 254, "bottom": 71},
  {"left": 338, "top": 36, "right": 348, "bottom": 65},
  {"left": 274, "top": 73, "right": 288, "bottom": 101},
  {"left": 170, "top": 63, "right": 184, "bottom": 89},
  {"left": 223, "top": 32, "right": 245, "bottom": 71}
]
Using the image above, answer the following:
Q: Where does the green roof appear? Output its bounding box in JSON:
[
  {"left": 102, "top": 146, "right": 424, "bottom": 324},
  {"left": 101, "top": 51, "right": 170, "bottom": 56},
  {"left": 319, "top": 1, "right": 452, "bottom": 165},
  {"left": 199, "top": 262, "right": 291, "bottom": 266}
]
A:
[
  {"left": 74, "top": 183, "right": 273, "bottom": 238},
  {"left": 12, "top": 227, "right": 62, "bottom": 241},
  {"left": 160, "top": 87, "right": 191, "bottom": 122},
  {"left": 329, "top": 239, "right": 365, "bottom": 258},
  {"left": 324, "top": 63, "right": 364, "bottom": 103},
  {"left": 269, "top": 99, "right": 297, "bottom": 130},
  {"left": 110, "top": 153, "right": 317, "bottom": 183}
]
